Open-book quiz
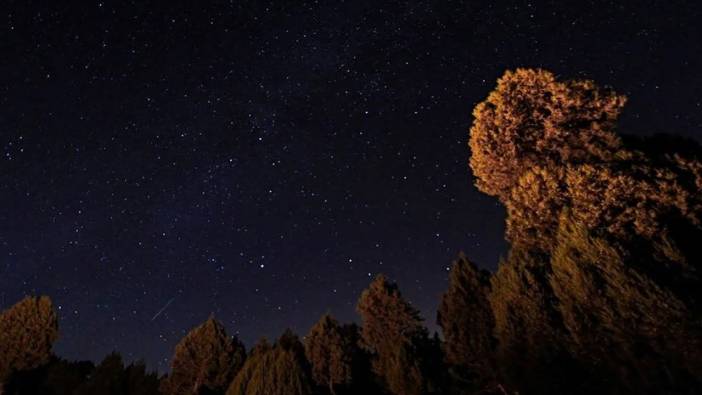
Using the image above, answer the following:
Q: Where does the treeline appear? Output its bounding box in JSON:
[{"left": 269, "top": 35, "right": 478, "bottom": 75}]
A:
[{"left": 2, "top": 69, "right": 702, "bottom": 394}]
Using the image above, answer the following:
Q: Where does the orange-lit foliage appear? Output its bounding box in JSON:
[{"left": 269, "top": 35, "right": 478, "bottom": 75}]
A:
[
  {"left": 356, "top": 275, "right": 436, "bottom": 395},
  {"left": 469, "top": 68, "right": 626, "bottom": 202},
  {"left": 437, "top": 254, "right": 494, "bottom": 374},
  {"left": 161, "top": 317, "right": 246, "bottom": 395},
  {"left": 304, "top": 314, "right": 360, "bottom": 394},
  {"left": 470, "top": 69, "right": 702, "bottom": 250},
  {"left": 548, "top": 212, "right": 701, "bottom": 391},
  {"left": 0, "top": 296, "right": 58, "bottom": 383},
  {"left": 226, "top": 331, "right": 314, "bottom": 395}
]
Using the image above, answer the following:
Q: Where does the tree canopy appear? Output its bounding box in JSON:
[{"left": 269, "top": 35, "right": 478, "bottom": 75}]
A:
[{"left": 0, "top": 296, "right": 59, "bottom": 384}]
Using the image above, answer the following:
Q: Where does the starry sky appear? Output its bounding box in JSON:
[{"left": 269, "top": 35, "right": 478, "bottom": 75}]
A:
[{"left": 2, "top": 1, "right": 702, "bottom": 371}]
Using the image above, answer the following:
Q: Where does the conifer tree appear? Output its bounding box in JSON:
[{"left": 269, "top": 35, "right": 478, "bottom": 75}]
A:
[
  {"left": 356, "top": 275, "right": 440, "bottom": 395},
  {"left": 72, "top": 352, "right": 159, "bottom": 395},
  {"left": 161, "top": 317, "right": 246, "bottom": 395},
  {"left": 304, "top": 314, "right": 361, "bottom": 395},
  {"left": 487, "top": 248, "right": 575, "bottom": 394},
  {"left": 226, "top": 330, "right": 314, "bottom": 395},
  {"left": 548, "top": 213, "right": 702, "bottom": 393},
  {"left": 3, "top": 356, "right": 94, "bottom": 395},
  {"left": 0, "top": 296, "right": 59, "bottom": 385},
  {"left": 437, "top": 253, "right": 494, "bottom": 385}
]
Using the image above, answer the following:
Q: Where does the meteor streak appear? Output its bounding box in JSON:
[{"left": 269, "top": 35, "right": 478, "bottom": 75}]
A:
[{"left": 151, "top": 297, "right": 176, "bottom": 321}]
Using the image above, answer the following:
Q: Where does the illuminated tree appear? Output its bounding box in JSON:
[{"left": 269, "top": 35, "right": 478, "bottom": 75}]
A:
[
  {"left": 304, "top": 314, "right": 361, "bottom": 395},
  {"left": 548, "top": 213, "right": 702, "bottom": 393},
  {"left": 357, "top": 275, "right": 442, "bottom": 395},
  {"left": 226, "top": 330, "right": 314, "bottom": 395},
  {"left": 0, "top": 296, "right": 59, "bottom": 384},
  {"left": 469, "top": 69, "right": 702, "bottom": 251},
  {"left": 161, "top": 317, "right": 245, "bottom": 395},
  {"left": 437, "top": 253, "right": 494, "bottom": 382},
  {"left": 469, "top": 68, "right": 626, "bottom": 202}
]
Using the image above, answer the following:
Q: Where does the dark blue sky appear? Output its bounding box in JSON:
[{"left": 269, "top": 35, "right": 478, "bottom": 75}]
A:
[{"left": 1, "top": 1, "right": 701, "bottom": 371}]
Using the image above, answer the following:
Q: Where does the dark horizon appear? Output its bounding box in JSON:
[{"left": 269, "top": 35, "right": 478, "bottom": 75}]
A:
[{"left": 2, "top": 1, "right": 702, "bottom": 372}]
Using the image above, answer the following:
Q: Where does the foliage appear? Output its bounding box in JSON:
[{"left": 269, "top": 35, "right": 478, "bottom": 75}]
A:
[
  {"left": 304, "top": 314, "right": 364, "bottom": 395},
  {"left": 74, "top": 352, "right": 159, "bottom": 395},
  {"left": 3, "top": 357, "right": 93, "bottom": 395},
  {"left": 2, "top": 68, "right": 702, "bottom": 395},
  {"left": 161, "top": 317, "right": 246, "bottom": 395},
  {"left": 357, "top": 275, "right": 444, "bottom": 395},
  {"left": 437, "top": 253, "right": 495, "bottom": 390},
  {"left": 469, "top": 68, "right": 702, "bottom": 252},
  {"left": 0, "top": 296, "right": 59, "bottom": 383},
  {"left": 226, "top": 330, "right": 314, "bottom": 395}
]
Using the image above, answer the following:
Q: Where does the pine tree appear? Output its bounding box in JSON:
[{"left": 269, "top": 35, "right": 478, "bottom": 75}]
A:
[
  {"left": 226, "top": 330, "right": 314, "bottom": 395},
  {"left": 304, "top": 314, "right": 361, "bottom": 395},
  {"left": 487, "top": 248, "right": 576, "bottom": 394},
  {"left": 72, "top": 352, "right": 159, "bottom": 395},
  {"left": 356, "top": 275, "right": 440, "bottom": 395},
  {"left": 437, "top": 253, "right": 494, "bottom": 387},
  {"left": 2, "top": 356, "right": 93, "bottom": 395},
  {"left": 548, "top": 213, "right": 702, "bottom": 393},
  {"left": 0, "top": 296, "right": 59, "bottom": 385},
  {"left": 161, "top": 317, "right": 246, "bottom": 395}
]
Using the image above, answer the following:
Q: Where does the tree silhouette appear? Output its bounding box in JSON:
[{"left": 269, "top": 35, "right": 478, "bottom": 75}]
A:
[
  {"left": 3, "top": 357, "right": 93, "bottom": 395},
  {"left": 161, "top": 317, "right": 246, "bottom": 395},
  {"left": 0, "top": 296, "right": 59, "bottom": 386},
  {"left": 73, "top": 352, "right": 159, "bottom": 395}
]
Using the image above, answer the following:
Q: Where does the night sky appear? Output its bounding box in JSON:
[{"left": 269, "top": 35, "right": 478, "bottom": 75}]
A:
[{"left": 2, "top": 1, "right": 702, "bottom": 371}]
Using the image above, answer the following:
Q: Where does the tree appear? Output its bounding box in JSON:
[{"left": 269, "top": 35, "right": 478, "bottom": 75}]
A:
[
  {"left": 357, "top": 275, "right": 442, "bottom": 395},
  {"left": 465, "top": 69, "right": 702, "bottom": 393},
  {"left": 469, "top": 68, "right": 626, "bottom": 203},
  {"left": 226, "top": 330, "right": 314, "bottom": 395},
  {"left": 468, "top": 68, "right": 626, "bottom": 250},
  {"left": 3, "top": 357, "right": 93, "bottom": 395},
  {"left": 161, "top": 317, "right": 246, "bottom": 395},
  {"left": 469, "top": 69, "right": 702, "bottom": 253},
  {"left": 0, "top": 296, "right": 59, "bottom": 385},
  {"left": 548, "top": 213, "right": 702, "bottom": 393},
  {"left": 304, "top": 314, "right": 362, "bottom": 395},
  {"left": 486, "top": 248, "right": 575, "bottom": 394},
  {"left": 437, "top": 253, "right": 494, "bottom": 387},
  {"left": 73, "top": 353, "right": 159, "bottom": 395}
]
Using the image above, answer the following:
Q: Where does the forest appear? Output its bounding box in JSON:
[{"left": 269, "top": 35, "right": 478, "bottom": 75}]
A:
[{"left": 2, "top": 69, "right": 702, "bottom": 394}]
